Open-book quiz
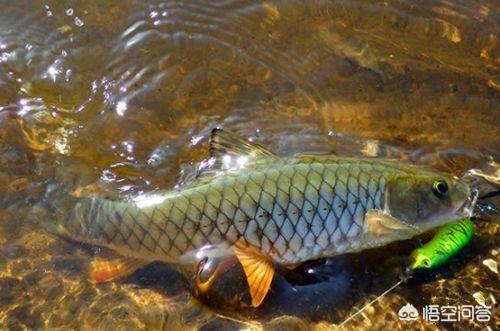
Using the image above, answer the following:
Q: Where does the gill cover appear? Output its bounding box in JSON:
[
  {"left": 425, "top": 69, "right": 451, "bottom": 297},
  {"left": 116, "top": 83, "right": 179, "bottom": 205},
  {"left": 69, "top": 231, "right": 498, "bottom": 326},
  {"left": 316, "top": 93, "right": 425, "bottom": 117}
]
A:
[{"left": 385, "top": 174, "right": 470, "bottom": 228}]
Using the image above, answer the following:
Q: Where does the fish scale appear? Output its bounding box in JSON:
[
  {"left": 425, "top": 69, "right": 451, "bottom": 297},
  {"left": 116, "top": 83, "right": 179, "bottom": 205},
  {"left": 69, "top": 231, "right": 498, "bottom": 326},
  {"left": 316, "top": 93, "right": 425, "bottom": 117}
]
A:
[{"left": 66, "top": 159, "right": 394, "bottom": 265}]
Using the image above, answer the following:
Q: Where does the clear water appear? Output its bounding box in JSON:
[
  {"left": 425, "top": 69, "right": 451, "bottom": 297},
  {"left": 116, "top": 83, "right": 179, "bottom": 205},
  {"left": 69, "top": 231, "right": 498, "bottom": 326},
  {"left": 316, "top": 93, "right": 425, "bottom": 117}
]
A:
[{"left": 0, "top": 0, "right": 498, "bottom": 329}]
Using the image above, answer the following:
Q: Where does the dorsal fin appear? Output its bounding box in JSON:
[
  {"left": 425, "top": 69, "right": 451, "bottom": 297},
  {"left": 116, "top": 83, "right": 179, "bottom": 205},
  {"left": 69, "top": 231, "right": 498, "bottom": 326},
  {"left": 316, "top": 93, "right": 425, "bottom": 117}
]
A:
[
  {"left": 179, "top": 129, "right": 277, "bottom": 188},
  {"left": 209, "top": 128, "right": 276, "bottom": 159}
]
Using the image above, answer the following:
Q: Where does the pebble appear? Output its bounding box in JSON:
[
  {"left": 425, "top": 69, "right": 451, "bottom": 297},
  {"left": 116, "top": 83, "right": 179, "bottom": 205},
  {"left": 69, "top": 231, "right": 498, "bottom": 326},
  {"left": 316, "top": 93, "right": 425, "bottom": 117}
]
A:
[
  {"left": 472, "top": 292, "right": 486, "bottom": 306},
  {"left": 482, "top": 259, "right": 498, "bottom": 274}
]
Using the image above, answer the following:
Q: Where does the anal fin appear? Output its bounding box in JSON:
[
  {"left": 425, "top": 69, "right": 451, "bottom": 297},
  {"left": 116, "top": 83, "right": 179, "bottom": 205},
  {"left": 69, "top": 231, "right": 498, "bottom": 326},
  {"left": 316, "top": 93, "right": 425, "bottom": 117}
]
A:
[
  {"left": 233, "top": 240, "right": 275, "bottom": 307},
  {"left": 90, "top": 253, "right": 149, "bottom": 283}
]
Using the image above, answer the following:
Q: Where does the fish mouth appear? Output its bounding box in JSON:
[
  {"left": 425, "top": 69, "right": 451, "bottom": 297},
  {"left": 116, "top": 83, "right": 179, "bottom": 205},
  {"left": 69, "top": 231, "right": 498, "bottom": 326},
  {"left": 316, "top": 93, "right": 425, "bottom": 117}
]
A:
[{"left": 457, "top": 188, "right": 478, "bottom": 218}]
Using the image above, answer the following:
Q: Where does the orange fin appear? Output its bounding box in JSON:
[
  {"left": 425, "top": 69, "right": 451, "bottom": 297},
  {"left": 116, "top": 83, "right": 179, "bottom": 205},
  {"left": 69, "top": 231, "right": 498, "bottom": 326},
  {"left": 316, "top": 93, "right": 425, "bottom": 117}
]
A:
[
  {"left": 284, "top": 262, "right": 302, "bottom": 270},
  {"left": 233, "top": 241, "right": 275, "bottom": 307},
  {"left": 90, "top": 254, "right": 149, "bottom": 283}
]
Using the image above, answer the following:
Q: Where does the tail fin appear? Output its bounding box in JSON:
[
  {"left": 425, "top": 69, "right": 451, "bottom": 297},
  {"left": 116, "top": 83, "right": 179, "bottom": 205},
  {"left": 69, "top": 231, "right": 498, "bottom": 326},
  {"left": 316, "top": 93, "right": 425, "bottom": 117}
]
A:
[
  {"left": 2, "top": 178, "right": 79, "bottom": 235},
  {"left": 1, "top": 179, "right": 46, "bottom": 222}
]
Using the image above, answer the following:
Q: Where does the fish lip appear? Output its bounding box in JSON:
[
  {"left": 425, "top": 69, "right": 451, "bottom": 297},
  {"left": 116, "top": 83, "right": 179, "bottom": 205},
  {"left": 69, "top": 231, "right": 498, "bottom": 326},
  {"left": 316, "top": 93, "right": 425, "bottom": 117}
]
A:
[{"left": 457, "top": 188, "right": 478, "bottom": 218}]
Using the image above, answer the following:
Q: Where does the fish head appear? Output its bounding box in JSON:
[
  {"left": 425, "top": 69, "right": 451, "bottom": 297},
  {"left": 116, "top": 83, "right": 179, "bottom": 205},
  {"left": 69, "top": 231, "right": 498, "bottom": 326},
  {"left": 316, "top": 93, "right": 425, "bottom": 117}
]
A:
[{"left": 385, "top": 172, "right": 476, "bottom": 232}]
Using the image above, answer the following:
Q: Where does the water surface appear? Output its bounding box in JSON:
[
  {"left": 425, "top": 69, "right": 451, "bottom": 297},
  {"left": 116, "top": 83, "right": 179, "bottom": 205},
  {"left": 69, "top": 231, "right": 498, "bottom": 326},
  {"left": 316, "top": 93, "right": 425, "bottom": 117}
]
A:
[{"left": 0, "top": 0, "right": 498, "bottom": 329}]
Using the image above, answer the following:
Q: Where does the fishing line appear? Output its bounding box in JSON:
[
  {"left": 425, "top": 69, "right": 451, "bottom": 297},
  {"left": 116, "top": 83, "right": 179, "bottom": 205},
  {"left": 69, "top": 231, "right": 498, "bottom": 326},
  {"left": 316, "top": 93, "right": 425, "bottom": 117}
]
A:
[
  {"left": 478, "top": 190, "right": 500, "bottom": 200},
  {"left": 334, "top": 278, "right": 405, "bottom": 330}
]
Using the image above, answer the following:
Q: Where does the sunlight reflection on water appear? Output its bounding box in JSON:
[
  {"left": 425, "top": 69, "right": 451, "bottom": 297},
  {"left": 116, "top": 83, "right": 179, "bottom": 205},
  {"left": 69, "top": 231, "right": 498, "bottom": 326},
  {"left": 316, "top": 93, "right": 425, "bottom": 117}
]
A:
[{"left": 0, "top": 0, "right": 498, "bottom": 330}]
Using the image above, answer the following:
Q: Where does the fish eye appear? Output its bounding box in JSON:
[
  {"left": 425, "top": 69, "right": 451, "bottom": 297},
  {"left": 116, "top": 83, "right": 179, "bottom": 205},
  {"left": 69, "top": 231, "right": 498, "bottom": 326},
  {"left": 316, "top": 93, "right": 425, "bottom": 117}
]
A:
[
  {"left": 432, "top": 180, "right": 448, "bottom": 198},
  {"left": 423, "top": 259, "right": 431, "bottom": 268}
]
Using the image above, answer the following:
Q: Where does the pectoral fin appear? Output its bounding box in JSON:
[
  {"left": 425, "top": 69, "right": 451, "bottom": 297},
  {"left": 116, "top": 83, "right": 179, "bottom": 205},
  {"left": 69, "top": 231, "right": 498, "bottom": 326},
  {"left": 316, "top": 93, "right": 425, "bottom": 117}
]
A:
[
  {"left": 365, "top": 209, "right": 420, "bottom": 235},
  {"left": 90, "top": 253, "right": 149, "bottom": 283},
  {"left": 233, "top": 241, "right": 275, "bottom": 307},
  {"left": 283, "top": 262, "right": 303, "bottom": 270}
]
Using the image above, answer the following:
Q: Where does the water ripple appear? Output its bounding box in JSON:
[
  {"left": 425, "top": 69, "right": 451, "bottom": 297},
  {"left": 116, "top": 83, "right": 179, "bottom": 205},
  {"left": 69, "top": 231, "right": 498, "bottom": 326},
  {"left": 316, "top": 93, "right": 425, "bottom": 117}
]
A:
[{"left": 0, "top": 1, "right": 498, "bottom": 330}]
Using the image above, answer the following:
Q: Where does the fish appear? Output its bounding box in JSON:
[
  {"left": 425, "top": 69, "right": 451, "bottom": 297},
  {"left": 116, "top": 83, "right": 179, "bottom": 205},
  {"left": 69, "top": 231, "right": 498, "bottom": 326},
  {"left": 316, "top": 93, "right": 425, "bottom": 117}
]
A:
[{"left": 33, "top": 129, "right": 476, "bottom": 307}]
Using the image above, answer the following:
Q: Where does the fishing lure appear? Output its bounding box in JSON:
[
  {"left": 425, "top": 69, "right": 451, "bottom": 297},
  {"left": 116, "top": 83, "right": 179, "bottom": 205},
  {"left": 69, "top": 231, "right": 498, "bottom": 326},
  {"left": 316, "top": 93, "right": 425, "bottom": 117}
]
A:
[
  {"left": 337, "top": 218, "right": 475, "bottom": 329},
  {"left": 409, "top": 218, "right": 474, "bottom": 271},
  {"left": 338, "top": 218, "right": 476, "bottom": 328}
]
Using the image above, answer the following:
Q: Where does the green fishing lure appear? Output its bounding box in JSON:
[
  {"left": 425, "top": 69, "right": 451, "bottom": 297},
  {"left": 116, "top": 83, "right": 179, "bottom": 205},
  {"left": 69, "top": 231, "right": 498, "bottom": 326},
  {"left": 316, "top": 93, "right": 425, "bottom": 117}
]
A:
[{"left": 409, "top": 218, "right": 474, "bottom": 270}]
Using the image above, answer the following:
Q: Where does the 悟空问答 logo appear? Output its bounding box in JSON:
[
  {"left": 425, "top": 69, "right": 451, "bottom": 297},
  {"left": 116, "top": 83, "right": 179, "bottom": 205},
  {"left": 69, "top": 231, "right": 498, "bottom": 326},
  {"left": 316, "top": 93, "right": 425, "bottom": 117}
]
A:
[{"left": 398, "top": 303, "right": 419, "bottom": 321}]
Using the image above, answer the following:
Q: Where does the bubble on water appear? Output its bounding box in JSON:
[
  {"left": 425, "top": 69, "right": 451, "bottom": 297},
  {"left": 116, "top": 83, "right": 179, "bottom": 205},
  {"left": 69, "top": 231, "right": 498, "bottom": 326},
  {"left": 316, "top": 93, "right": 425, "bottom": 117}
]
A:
[
  {"left": 64, "top": 69, "right": 72, "bottom": 82},
  {"left": 74, "top": 17, "right": 84, "bottom": 27},
  {"left": 0, "top": 51, "right": 11, "bottom": 63},
  {"left": 122, "top": 141, "right": 134, "bottom": 153},
  {"left": 44, "top": 4, "right": 53, "bottom": 16},
  {"left": 116, "top": 101, "right": 127, "bottom": 116},
  {"left": 54, "top": 135, "right": 70, "bottom": 155},
  {"left": 101, "top": 169, "right": 117, "bottom": 183},
  {"left": 66, "top": 8, "right": 74, "bottom": 16},
  {"left": 47, "top": 65, "right": 60, "bottom": 82},
  {"left": 17, "top": 98, "right": 31, "bottom": 116},
  {"left": 190, "top": 135, "right": 203, "bottom": 146}
]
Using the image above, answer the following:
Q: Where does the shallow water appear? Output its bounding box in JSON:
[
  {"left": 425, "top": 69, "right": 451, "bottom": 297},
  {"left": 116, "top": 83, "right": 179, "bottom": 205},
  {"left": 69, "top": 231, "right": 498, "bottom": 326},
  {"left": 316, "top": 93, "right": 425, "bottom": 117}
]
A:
[{"left": 0, "top": 0, "right": 498, "bottom": 330}]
